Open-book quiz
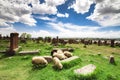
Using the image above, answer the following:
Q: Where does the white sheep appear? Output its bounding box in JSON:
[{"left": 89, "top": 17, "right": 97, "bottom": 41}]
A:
[
  {"left": 57, "top": 49, "right": 63, "bottom": 54},
  {"left": 32, "top": 56, "right": 48, "bottom": 67},
  {"left": 53, "top": 52, "right": 67, "bottom": 60},
  {"left": 64, "top": 51, "right": 73, "bottom": 58},
  {"left": 53, "top": 57, "right": 63, "bottom": 69}
]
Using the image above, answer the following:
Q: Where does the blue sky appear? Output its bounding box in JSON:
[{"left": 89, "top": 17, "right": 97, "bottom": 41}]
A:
[{"left": 0, "top": 0, "right": 120, "bottom": 38}]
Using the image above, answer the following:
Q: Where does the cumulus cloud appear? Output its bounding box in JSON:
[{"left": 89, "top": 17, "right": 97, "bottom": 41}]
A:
[
  {"left": 0, "top": 0, "right": 36, "bottom": 27},
  {"left": 0, "top": 26, "right": 16, "bottom": 36},
  {"left": 29, "top": 22, "right": 120, "bottom": 38},
  {"left": 87, "top": 0, "right": 120, "bottom": 27},
  {"left": 32, "top": 0, "right": 66, "bottom": 15},
  {"left": 37, "top": 16, "right": 56, "bottom": 22},
  {"left": 68, "top": 0, "right": 120, "bottom": 27},
  {"left": 68, "top": 0, "right": 93, "bottom": 14},
  {"left": 0, "top": 0, "right": 66, "bottom": 27},
  {"left": 57, "top": 13, "right": 69, "bottom": 18}
]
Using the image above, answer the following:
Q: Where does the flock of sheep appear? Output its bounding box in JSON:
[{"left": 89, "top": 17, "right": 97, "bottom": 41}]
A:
[{"left": 32, "top": 49, "right": 73, "bottom": 69}]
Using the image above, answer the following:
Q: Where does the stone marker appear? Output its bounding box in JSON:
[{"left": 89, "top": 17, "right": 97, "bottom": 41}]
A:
[
  {"left": 74, "top": 64, "right": 96, "bottom": 75},
  {"left": 10, "top": 33, "right": 19, "bottom": 50},
  {"left": 98, "top": 40, "right": 101, "bottom": 46},
  {"left": 110, "top": 40, "right": 115, "bottom": 47},
  {"left": 0, "top": 34, "right": 2, "bottom": 39},
  {"left": 6, "top": 33, "right": 19, "bottom": 56},
  {"left": 109, "top": 55, "right": 115, "bottom": 64},
  {"left": 61, "top": 56, "right": 79, "bottom": 62},
  {"left": 19, "top": 50, "right": 39, "bottom": 55}
]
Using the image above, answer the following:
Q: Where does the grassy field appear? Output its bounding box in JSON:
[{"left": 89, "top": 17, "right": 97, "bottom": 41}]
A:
[{"left": 0, "top": 39, "right": 120, "bottom": 80}]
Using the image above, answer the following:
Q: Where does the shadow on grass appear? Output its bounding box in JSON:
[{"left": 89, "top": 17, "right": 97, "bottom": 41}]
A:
[{"left": 32, "top": 65, "right": 47, "bottom": 71}]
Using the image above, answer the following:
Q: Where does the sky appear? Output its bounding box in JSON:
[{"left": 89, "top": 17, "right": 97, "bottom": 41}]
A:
[{"left": 0, "top": 0, "right": 120, "bottom": 38}]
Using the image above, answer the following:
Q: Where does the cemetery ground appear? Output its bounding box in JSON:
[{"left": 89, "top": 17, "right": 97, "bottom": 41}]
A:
[{"left": 0, "top": 39, "right": 120, "bottom": 80}]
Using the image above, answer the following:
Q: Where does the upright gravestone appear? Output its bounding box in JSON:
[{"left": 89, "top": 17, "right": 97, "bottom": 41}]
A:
[
  {"left": 0, "top": 34, "right": 1, "bottom": 39},
  {"left": 104, "top": 40, "right": 107, "bottom": 45},
  {"left": 7, "top": 33, "right": 19, "bottom": 56},
  {"left": 98, "top": 40, "right": 101, "bottom": 46},
  {"left": 110, "top": 40, "right": 115, "bottom": 47}
]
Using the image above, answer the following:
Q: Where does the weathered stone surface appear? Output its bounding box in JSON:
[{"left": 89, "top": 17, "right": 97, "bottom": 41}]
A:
[
  {"left": 111, "top": 40, "right": 115, "bottom": 47},
  {"left": 61, "top": 56, "right": 79, "bottom": 62},
  {"left": 7, "top": 33, "right": 19, "bottom": 56},
  {"left": 109, "top": 55, "right": 115, "bottom": 64},
  {"left": 19, "top": 50, "right": 39, "bottom": 55},
  {"left": 74, "top": 64, "right": 96, "bottom": 75}
]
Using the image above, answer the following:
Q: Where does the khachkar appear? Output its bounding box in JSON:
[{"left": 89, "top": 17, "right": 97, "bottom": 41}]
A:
[
  {"left": 0, "top": 34, "right": 1, "bottom": 39},
  {"left": 7, "top": 33, "right": 19, "bottom": 56},
  {"left": 110, "top": 40, "right": 115, "bottom": 47}
]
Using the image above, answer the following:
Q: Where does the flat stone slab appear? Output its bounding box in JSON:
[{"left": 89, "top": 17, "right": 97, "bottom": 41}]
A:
[
  {"left": 0, "top": 50, "right": 6, "bottom": 53},
  {"left": 19, "top": 50, "right": 39, "bottom": 55},
  {"left": 61, "top": 56, "right": 79, "bottom": 62},
  {"left": 74, "top": 64, "right": 96, "bottom": 75}
]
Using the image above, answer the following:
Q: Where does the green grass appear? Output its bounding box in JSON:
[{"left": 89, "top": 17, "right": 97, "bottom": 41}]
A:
[{"left": 0, "top": 39, "right": 120, "bottom": 80}]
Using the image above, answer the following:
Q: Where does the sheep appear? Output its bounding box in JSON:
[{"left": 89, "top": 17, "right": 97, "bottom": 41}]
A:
[
  {"left": 53, "top": 57, "right": 63, "bottom": 69},
  {"left": 63, "top": 51, "right": 73, "bottom": 58},
  {"left": 53, "top": 52, "right": 67, "bottom": 60},
  {"left": 32, "top": 56, "right": 48, "bottom": 67},
  {"left": 57, "top": 49, "right": 63, "bottom": 54}
]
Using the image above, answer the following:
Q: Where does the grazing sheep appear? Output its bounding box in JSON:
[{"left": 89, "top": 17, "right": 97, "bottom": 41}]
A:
[
  {"left": 57, "top": 49, "right": 63, "bottom": 54},
  {"left": 53, "top": 53, "right": 67, "bottom": 60},
  {"left": 51, "top": 49, "right": 57, "bottom": 56},
  {"left": 32, "top": 56, "right": 48, "bottom": 67},
  {"left": 64, "top": 51, "right": 73, "bottom": 58},
  {"left": 53, "top": 57, "right": 63, "bottom": 69}
]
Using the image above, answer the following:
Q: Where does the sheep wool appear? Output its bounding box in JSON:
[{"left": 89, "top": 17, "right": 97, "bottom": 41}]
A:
[
  {"left": 64, "top": 51, "right": 73, "bottom": 58},
  {"left": 32, "top": 56, "right": 48, "bottom": 65},
  {"left": 57, "top": 49, "right": 63, "bottom": 54},
  {"left": 53, "top": 53, "right": 67, "bottom": 60},
  {"left": 53, "top": 57, "right": 63, "bottom": 69}
]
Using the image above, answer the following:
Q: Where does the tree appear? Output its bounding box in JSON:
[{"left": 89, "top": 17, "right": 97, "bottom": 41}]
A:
[{"left": 20, "top": 33, "right": 31, "bottom": 39}]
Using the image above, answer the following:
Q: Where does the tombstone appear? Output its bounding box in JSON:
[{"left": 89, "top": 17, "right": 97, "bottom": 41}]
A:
[
  {"left": 0, "top": 34, "right": 2, "bottom": 39},
  {"left": 52, "top": 38, "right": 58, "bottom": 46},
  {"left": 104, "top": 40, "right": 107, "bottom": 45},
  {"left": 56, "top": 36, "right": 59, "bottom": 43},
  {"left": 109, "top": 55, "right": 115, "bottom": 64},
  {"left": 98, "top": 40, "right": 101, "bottom": 46},
  {"left": 110, "top": 40, "right": 115, "bottom": 47},
  {"left": 74, "top": 64, "right": 96, "bottom": 75},
  {"left": 7, "top": 33, "right": 19, "bottom": 56},
  {"left": 81, "top": 39, "right": 85, "bottom": 44}
]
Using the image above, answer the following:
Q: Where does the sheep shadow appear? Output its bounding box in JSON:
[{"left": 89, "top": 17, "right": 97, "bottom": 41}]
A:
[{"left": 32, "top": 65, "right": 47, "bottom": 71}]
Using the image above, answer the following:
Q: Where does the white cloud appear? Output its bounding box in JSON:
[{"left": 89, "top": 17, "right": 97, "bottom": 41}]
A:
[
  {"left": 0, "top": 26, "right": 16, "bottom": 36},
  {"left": 37, "top": 16, "right": 56, "bottom": 22},
  {"left": 0, "top": 0, "right": 36, "bottom": 27},
  {"left": 32, "top": 0, "right": 66, "bottom": 15},
  {"left": 57, "top": 13, "right": 69, "bottom": 18},
  {"left": 28, "top": 22, "right": 120, "bottom": 38},
  {"left": 0, "top": 0, "right": 66, "bottom": 27},
  {"left": 30, "top": 30, "right": 53, "bottom": 38},
  {"left": 32, "top": 3, "right": 57, "bottom": 15},
  {"left": 45, "top": 0, "right": 66, "bottom": 6},
  {"left": 87, "top": 0, "right": 120, "bottom": 27},
  {"left": 68, "top": 0, "right": 93, "bottom": 14}
]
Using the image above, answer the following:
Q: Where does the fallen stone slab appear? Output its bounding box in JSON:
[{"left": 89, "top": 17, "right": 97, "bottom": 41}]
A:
[
  {"left": 61, "top": 56, "right": 81, "bottom": 69},
  {"left": 19, "top": 50, "right": 39, "bottom": 55},
  {"left": 0, "top": 50, "right": 6, "bottom": 53},
  {"left": 74, "top": 64, "right": 96, "bottom": 75},
  {"left": 61, "top": 56, "right": 79, "bottom": 62}
]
